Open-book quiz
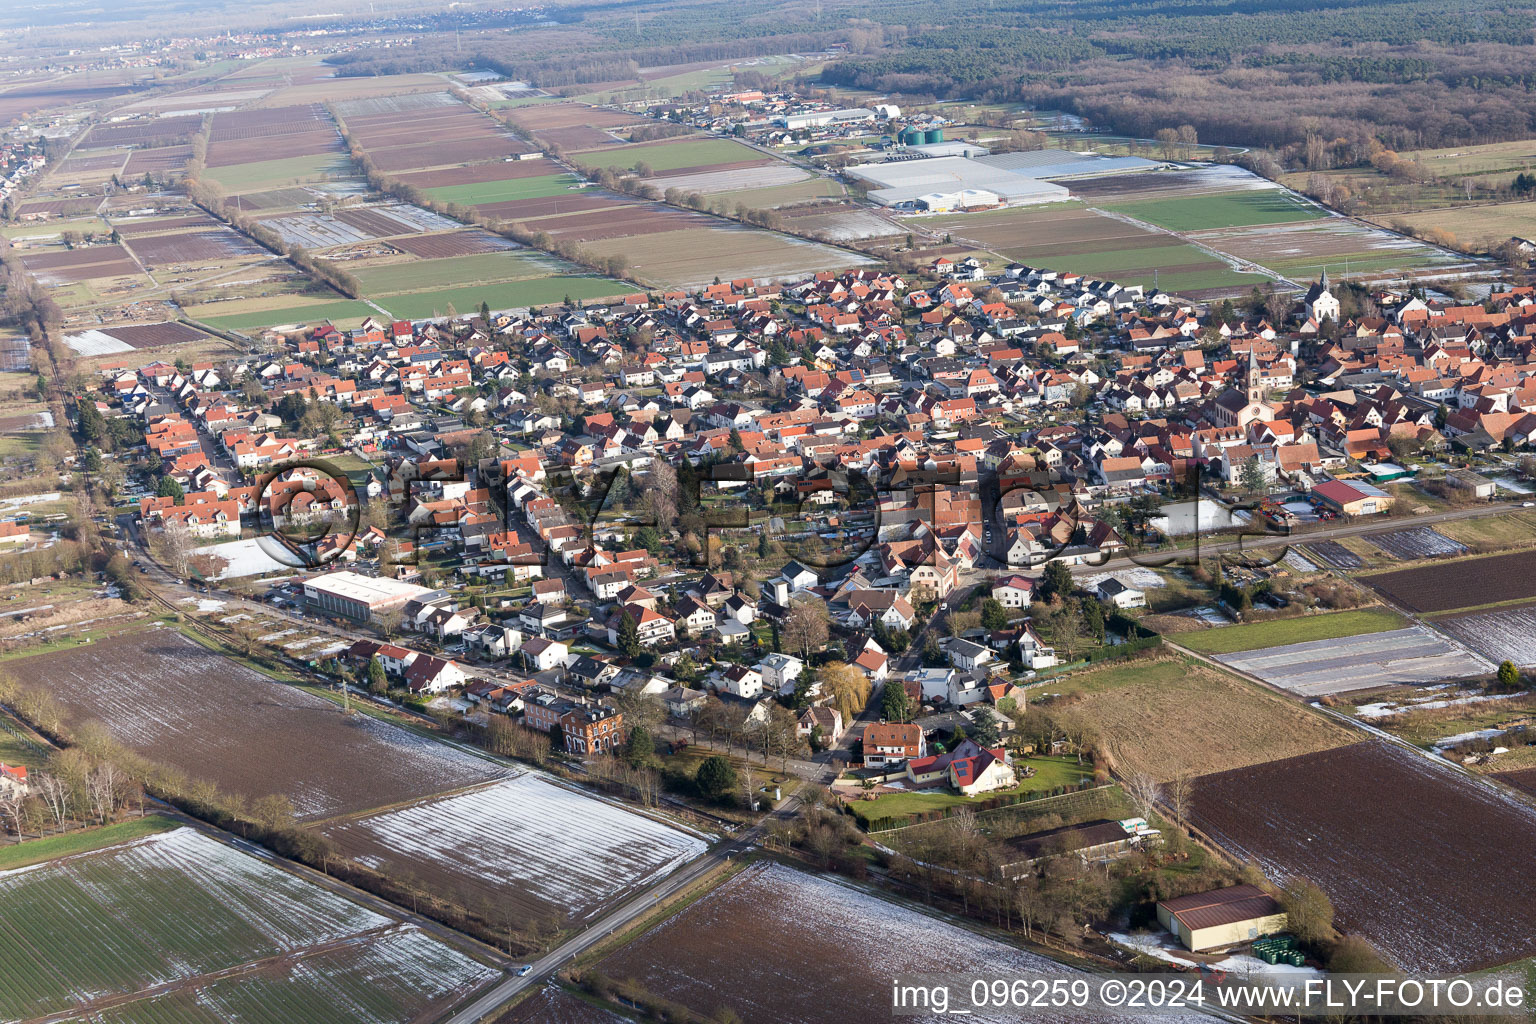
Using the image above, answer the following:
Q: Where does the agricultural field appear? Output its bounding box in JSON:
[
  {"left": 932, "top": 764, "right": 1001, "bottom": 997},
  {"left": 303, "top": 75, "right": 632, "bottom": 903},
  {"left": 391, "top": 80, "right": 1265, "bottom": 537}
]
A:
[
  {"left": 1213, "top": 626, "right": 1491, "bottom": 695},
  {"left": 774, "top": 202, "right": 902, "bottom": 241},
  {"left": 322, "top": 775, "right": 707, "bottom": 926},
  {"left": 62, "top": 320, "right": 217, "bottom": 356},
  {"left": 352, "top": 250, "right": 564, "bottom": 293},
  {"left": 921, "top": 202, "right": 1268, "bottom": 296},
  {"left": 189, "top": 297, "right": 380, "bottom": 332},
  {"left": 1175, "top": 607, "right": 1406, "bottom": 655},
  {"left": 496, "top": 986, "right": 630, "bottom": 1024},
  {"left": 207, "top": 154, "right": 350, "bottom": 193},
  {"left": 373, "top": 278, "right": 625, "bottom": 318},
  {"left": 1369, "top": 526, "right": 1467, "bottom": 559},
  {"left": 1189, "top": 218, "right": 1466, "bottom": 283},
  {"left": 18, "top": 627, "right": 506, "bottom": 818},
  {"left": 423, "top": 172, "right": 585, "bottom": 207},
  {"left": 597, "top": 861, "right": 1206, "bottom": 1024},
  {"left": 1363, "top": 549, "right": 1536, "bottom": 612},
  {"left": 1304, "top": 540, "right": 1365, "bottom": 568},
  {"left": 1033, "top": 655, "right": 1353, "bottom": 780},
  {"left": 1433, "top": 605, "right": 1536, "bottom": 666},
  {"left": 1100, "top": 189, "right": 1325, "bottom": 232},
  {"left": 583, "top": 224, "right": 872, "bottom": 289},
  {"left": 1189, "top": 741, "right": 1536, "bottom": 971},
  {"left": 0, "top": 826, "right": 498, "bottom": 1022}
]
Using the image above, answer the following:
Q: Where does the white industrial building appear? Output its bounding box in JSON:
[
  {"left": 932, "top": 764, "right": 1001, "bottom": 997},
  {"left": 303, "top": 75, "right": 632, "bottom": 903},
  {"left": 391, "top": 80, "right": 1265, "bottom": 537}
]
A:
[
  {"left": 846, "top": 149, "right": 1162, "bottom": 211},
  {"left": 777, "top": 108, "right": 876, "bottom": 131}
]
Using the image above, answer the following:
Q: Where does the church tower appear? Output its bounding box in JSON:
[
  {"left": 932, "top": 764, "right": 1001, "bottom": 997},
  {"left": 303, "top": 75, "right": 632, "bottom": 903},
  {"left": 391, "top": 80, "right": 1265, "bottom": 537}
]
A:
[
  {"left": 1308, "top": 269, "right": 1340, "bottom": 323},
  {"left": 1247, "top": 344, "right": 1263, "bottom": 405}
]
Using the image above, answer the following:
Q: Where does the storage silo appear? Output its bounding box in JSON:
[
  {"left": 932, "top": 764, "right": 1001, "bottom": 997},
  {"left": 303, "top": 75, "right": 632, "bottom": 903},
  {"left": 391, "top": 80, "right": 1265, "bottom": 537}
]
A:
[
  {"left": 924, "top": 127, "right": 944, "bottom": 145},
  {"left": 899, "top": 127, "right": 924, "bottom": 147}
]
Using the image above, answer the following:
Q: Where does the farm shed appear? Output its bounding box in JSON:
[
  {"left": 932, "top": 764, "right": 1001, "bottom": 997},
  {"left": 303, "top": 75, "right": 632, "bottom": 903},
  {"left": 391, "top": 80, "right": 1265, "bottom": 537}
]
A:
[
  {"left": 1156, "top": 884, "right": 1287, "bottom": 952},
  {"left": 1312, "top": 478, "right": 1393, "bottom": 516},
  {"left": 1446, "top": 469, "right": 1496, "bottom": 499}
]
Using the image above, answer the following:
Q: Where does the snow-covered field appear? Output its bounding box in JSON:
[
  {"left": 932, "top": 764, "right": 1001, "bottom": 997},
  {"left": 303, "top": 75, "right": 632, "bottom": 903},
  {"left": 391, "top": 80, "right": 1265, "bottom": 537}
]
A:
[
  {"left": 600, "top": 862, "right": 1210, "bottom": 1023},
  {"left": 324, "top": 775, "right": 709, "bottom": 923},
  {"left": 62, "top": 329, "right": 134, "bottom": 356},
  {"left": 1355, "top": 686, "right": 1523, "bottom": 719},
  {"left": 194, "top": 536, "right": 296, "bottom": 579},
  {"left": 1435, "top": 605, "right": 1536, "bottom": 666},
  {"left": 0, "top": 827, "right": 497, "bottom": 1022}
]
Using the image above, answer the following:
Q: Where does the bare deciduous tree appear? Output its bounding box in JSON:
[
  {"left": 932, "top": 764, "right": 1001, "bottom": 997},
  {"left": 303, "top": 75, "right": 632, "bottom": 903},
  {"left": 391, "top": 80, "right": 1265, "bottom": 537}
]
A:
[{"left": 1125, "top": 771, "right": 1163, "bottom": 821}]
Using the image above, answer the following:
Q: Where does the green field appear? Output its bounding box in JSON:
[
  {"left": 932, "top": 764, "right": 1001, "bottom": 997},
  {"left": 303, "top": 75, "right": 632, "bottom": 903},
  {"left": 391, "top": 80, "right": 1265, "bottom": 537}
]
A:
[
  {"left": 1103, "top": 190, "right": 1326, "bottom": 231},
  {"left": 375, "top": 275, "right": 626, "bottom": 317},
  {"left": 1175, "top": 607, "right": 1408, "bottom": 655},
  {"left": 353, "top": 251, "right": 557, "bottom": 293},
  {"left": 424, "top": 172, "right": 582, "bottom": 206},
  {"left": 1007, "top": 242, "right": 1220, "bottom": 277},
  {"left": 849, "top": 756, "right": 1091, "bottom": 824},
  {"left": 191, "top": 298, "right": 379, "bottom": 331},
  {"left": 576, "top": 137, "right": 760, "bottom": 173},
  {"left": 0, "top": 826, "right": 494, "bottom": 1022},
  {"left": 206, "top": 154, "right": 349, "bottom": 193},
  {"left": 0, "top": 815, "right": 176, "bottom": 872}
]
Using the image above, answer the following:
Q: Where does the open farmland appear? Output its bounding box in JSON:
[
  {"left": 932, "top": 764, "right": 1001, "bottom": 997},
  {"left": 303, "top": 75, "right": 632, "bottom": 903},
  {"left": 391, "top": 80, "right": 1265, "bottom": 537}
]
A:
[
  {"left": 190, "top": 298, "right": 380, "bottom": 332},
  {"left": 1214, "top": 626, "right": 1491, "bottom": 694},
  {"left": 1035, "top": 655, "right": 1352, "bottom": 781},
  {"left": 574, "top": 137, "right": 766, "bottom": 174},
  {"left": 1364, "top": 549, "right": 1536, "bottom": 612},
  {"left": 1305, "top": 540, "right": 1365, "bottom": 568},
  {"left": 424, "top": 172, "right": 584, "bottom": 206},
  {"left": 1433, "top": 605, "right": 1536, "bottom": 666},
  {"left": 1189, "top": 741, "right": 1536, "bottom": 971},
  {"left": 597, "top": 861, "right": 1206, "bottom": 1024},
  {"left": 1369, "top": 526, "right": 1467, "bottom": 559},
  {"left": 62, "top": 321, "right": 214, "bottom": 356},
  {"left": 123, "top": 228, "right": 267, "bottom": 266},
  {"left": 390, "top": 229, "right": 519, "bottom": 258},
  {"left": 1176, "top": 607, "right": 1406, "bottom": 655},
  {"left": 20, "top": 627, "right": 506, "bottom": 818},
  {"left": 584, "top": 225, "right": 871, "bottom": 289},
  {"left": 353, "top": 251, "right": 561, "bottom": 293},
  {"left": 1188, "top": 218, "right": 1466, "bottom": 283},
  {"left": 378, "top": 277, "right": 626, "bottom": 318},
  {"left": 921, "top": 202, "right": 1267, "bottom": 295},
  {"left": 1101, "top": 188, "right": 1325, "bottom": 231},
  {"left": 321, "top": 775, "right": 707, "bottom": 926},
  {"left": 0, "top": 826, "right": 497, "bottom": 1022},
  {"left": 496, "top": 986, "right": 631, "bottom": 1024}
]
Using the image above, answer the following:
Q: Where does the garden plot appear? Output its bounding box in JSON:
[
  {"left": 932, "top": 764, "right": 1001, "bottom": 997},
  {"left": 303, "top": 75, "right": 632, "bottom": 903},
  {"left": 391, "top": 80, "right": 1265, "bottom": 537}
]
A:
[
  {"left": 1304, "top": 540, "right": 1364, "bottom": 568},
  {"left": 321, "top": 775, "right": 708, "bottom": 925},
  {"left": 21, "top": 628, "right": 507, "bottom": 818},
  {"left": 598, "top": 861, "right": 1208, "bottom": 1024},
  {"left": 1371, "top": 526, "right": 1466, "bottom": 559},
  {"left": 1434, "top": 605, "right": 1536, "bottom": 666},
  {"left": 1189, "top": 741, "right": 1536, "bottom": 971},
  {"left": 1214, "top": 625, "right": 1492, "bottom": 695},
  {"left": 0, "top": 826, "right": 497, "bottom": 1023}
]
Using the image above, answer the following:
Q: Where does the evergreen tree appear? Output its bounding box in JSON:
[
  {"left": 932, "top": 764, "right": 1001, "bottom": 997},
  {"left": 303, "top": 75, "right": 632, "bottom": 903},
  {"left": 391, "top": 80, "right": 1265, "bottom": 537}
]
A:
[
  {"left": 881, "top": 681, "right": 912, "bottom": 723},
  {"left": 624, "top": 725, "right": 659, "bottom": 768},
  {"left": 1038, "top": 560, "right": 1074, "bottom": 602},
  {"left": 695, "top": 755, "right": 736, "bottom": 800},
  {"left": 980, "top": 597, "right": 1009, "bottom": 631},
  {"left": 367, "top": 656, "right": 387, "bottom": 694},
  {"left": 157, "top": 475, "right": 184, "bottom": 501},
  {"left": 617, "top": 609, "right": 642, "bottom": 658}
]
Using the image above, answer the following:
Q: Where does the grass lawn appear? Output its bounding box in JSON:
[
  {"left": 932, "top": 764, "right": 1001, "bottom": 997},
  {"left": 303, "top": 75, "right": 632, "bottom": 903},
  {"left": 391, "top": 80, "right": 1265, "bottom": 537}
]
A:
[
  {"left": 424, "top": 172, "right": 582, "bottom": 206},
  {"left": 849, "top": 757, "right": 1092, "bottom": 823},
  {"left": 352, "top": 251, "right": 554, "bottom": 294},
  {"left": 1176, "top": 607, "right": 1407, "bottom": 655},
  {"left": 0, "top": 815, "right": 178, "bottom": 872},
  {"left": 0, "top": 716, "right": 46, "bottom": 770},
  {"left": 1443, "top": 513, "right": 1536, "bottom": 551},
  {"left": 375, "top": 276, "right": 627, "bottom": 317},
  {"left": 575, "top": 137, "right": 760, "bottom": 173},
  {"left": 1102, "top": 190, "right": 1325, "bottom": 231},
  {"left": 206, "top": 153, "right": 349, "bottom": 193}
]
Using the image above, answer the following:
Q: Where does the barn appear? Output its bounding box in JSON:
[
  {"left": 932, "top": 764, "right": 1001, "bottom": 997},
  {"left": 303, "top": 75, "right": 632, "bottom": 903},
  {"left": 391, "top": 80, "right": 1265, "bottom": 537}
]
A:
[{"left": 1156, "top": 884, "right": 1288, "bottom": 952}]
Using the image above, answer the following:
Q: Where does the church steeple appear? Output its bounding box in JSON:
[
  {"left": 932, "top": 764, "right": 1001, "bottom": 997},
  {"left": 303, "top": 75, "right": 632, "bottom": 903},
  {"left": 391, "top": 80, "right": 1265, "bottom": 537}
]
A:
[
  {"left": 1247, "top": 343, "right": 1262, "bottom": 404},
  {"left": 1319, "top": 266, "right": 1330, "bottom": 292}
]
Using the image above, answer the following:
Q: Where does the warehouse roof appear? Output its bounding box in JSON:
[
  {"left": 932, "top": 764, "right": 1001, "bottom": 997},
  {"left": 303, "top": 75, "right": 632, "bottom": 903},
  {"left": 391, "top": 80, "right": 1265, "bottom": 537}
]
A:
[
  {"left": 1158, "top": 884, "right": 1282, "bottom": 931},
  {"left": 304, "top": 570, "right": 433, "bottom": 605}
]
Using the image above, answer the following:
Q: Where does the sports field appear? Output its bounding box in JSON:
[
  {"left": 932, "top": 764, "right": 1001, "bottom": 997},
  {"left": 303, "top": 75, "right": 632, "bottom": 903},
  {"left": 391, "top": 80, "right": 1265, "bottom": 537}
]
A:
[
  {"left": 424, "top": 172, "right": 583, "bottom": 206},
  {"left": 1102, "top": 190, "right": 1325, "bottom": 231}
]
